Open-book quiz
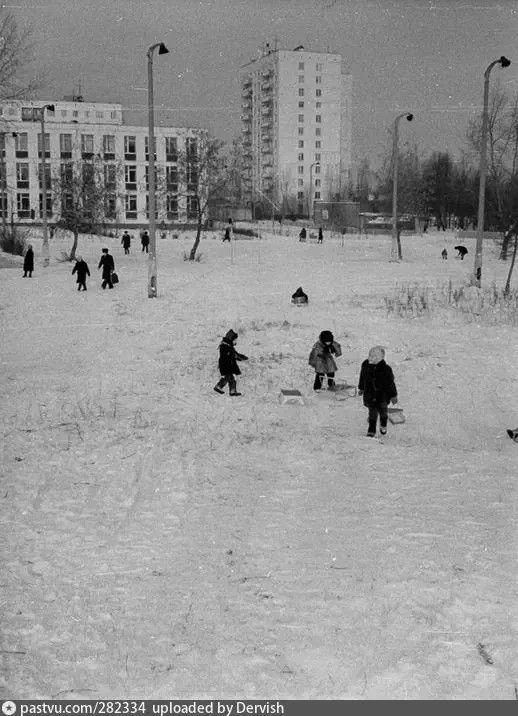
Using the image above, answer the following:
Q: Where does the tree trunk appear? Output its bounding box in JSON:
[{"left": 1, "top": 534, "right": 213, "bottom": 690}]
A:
[
  {"left": 504, "top": 232, "right": 518, "bottom": 296},
  {"left": 189, "top": 203, "right": 202, "bottom": 260},
  {"left": 70, "top": 228, "right": 78, "bottom": 260},
  {"left": 500, "top": 227, "right": 511, "bottom": 261}
]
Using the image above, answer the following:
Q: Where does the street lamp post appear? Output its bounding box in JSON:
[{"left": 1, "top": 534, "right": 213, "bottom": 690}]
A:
[
  {"left": 147, "top": 41, "right": 169, "bottom": 298},
  {"left": 473, "top": 56, "right": 511, "bottom": 287},
  {"left": 391, "top": 112, "right": 413, "bottom": 262},
  {"left": 40, "top": 104, "right": 55, "bottom": 267},
  {"left": 309, "top": 161, "right": 320, "bottom": 224}
]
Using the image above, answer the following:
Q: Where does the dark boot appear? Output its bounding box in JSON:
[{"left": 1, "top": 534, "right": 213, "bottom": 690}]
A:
[{"left": 313, "top": 374, "right": 323, "bottom": 391}]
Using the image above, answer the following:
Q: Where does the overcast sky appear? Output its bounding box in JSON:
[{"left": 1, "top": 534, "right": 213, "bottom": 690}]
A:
[{"left": 14, "top": 0, "right": 518, "bottom": 171}]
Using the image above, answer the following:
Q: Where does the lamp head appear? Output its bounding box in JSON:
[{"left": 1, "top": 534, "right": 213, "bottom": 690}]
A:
[
  {"left": 406, "top": 113, "right": 414, "bottom": 121},
  {"left": 46, "top": 104, "right": 55, "bottom": 112},
  {"left": 499, "top": 56, "right": 511, "bottom": 68},
  {"left": 158, "top": 43, "right": 169, "bottom": 55}
]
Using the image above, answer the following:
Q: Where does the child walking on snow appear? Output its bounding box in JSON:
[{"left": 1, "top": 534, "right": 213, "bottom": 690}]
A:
[
  {"left": 214, "top": 329, "right": 248, "bottom": 396},
  {"left": 308, "top": 330, "right": 342, "bottom": 390},
  {"left": 358, "top": 345, "right": 398, "bottom": 437}
]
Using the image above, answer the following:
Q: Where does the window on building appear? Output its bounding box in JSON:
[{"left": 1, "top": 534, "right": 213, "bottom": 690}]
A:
[
  {"left": 297, "top": 191, "right": 304, "bottom": 199},
  {"left": 60, "top": 134, "right": 72, "bottom": 158},
  {"left": 81, "top": 134, "right": 94, "bottom": 157},
  {"left": 16, "top": 163, "right": 29, "bottom": 188},
  {"left": 187, "top": 164, "right": 198, "bottom": 191},
  {"left": 298, "top": 62, "right": 304, "bottom": 70},
  {"left": 145, "top": 135, "right": 156, "bottom": 160},
  {"left": 61, "top": 110, "right": 67, "bottom": 118},
  {"left": 62, "top": 193, "right": 74, "bottom": 213},
  {"left": 166, "top": 195, "right": 178, "bottom": 220},
  {"left": 187, "top": 196, "right": 198, "bottom": 220},
  {"left": 298, "top": 88, "right": 304, "bottom": 97},
  {"left": 38, "top": 192, "right": 52, "bottom": 218},
  {"left": 316, "top": 102, "right": 322, "bottom": 109},
  {"left": 0, "top": 192, "right": 7, "bottom": 218},
  {"left": 298, "top": 165, "right": 304, "bottom": 174},
  {"left": 298, "top": 101, "right": 304, "bottom": 108},
  {"left": 82, "top": 163, "right": 94, "bottom": 186},
  {"left": 73, "top": 110, "right": 78, "bottom": 118},
  {"left": 298, "top": 75, "right": 304, "bottom": 83},
  {"left": 125, "top": 194, "right": 137, "bottom": 219},
  {"left": 103, "top": 135, "right": 115, "bottom": 158},
  {"left": 144, "top": 166, "right": 158, "bottom": 190},
  {"left": 298, "top": 127, "right": 304, "bottom": 136},
  {"left": 60, "top": 163, "right": 73, "bottom": 186},
  {"left": 316, "top": 63, "right": 322, "bottom": 72},
  {"left": 124, "top": 135, "right": 136, "bottom": 160},
  {"left": 16, "top": 193, "right": 30, "bottom": 217},
  {"left": 315, "top": 191, "right": 321, "bottom": 199},
  {"left": 104, "top": 164, "right": 116, "bottom": 190},
  {"left": 298, "top": 179, "right": 304, "bottom": 187},
  {"left": 96, "top": 111, "right": 104, "bottom": 119},
  {"left": 165, "top": 137, "right": 178, "bottom": 162},
  {"left": 316, "top": 89, "right": 322, "bottom": 97},
  {"left": 166, "top": 165, "right": 178, "bottom": 189},
  {"left": 315, "top": 179, "right": 321, "bottom": 187},
  {"left": 316, "top": 76, "right": 322, "bottom": 84},
  {"left": 38, "top": 164, "right": 51, "bottom": 189},
  {"left": 298, "top": 153, "right": 304, "bottom": 161},
  {"left": 85, "top": 111, "right": 90, "bottom": 118},
  {"left": 315, "top": 165, "right": 321, "bottom": 174},
  {"left": 298, "top": 140, "right": 304, "bottom": 148},
  {"left": 315, "top": 128, "right": 321, "bottom": 136},
  {"left": 37, "top": 133, "right": 50, "bottom": 158},
  {"left": 315, "top": 153, "right": 321, "bottom": 161},
  {"left": 316, "top": 115, "right": 321, "bottom": 123},
  {"left": 125, "top": 165, "right": 137, "bottom": 190},
  {"left": 21, "top": 107, "right": 39, "bottom": 121},
  {"left": 186, "top": 137, "right": 197, "bottom": 159},
  {"left": 110, "top": 111, "right": 118, "bottom": 119},
  {"left": 315, "top": 140, "right": 321, "bottom": 148},
  {"left": 298, "top": 114, "right": 304, "bottom": 123}
]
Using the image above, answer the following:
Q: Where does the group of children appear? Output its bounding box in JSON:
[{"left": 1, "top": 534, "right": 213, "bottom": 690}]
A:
[{"left": 213, "top": 329, "right": 398, "bottom": 438}]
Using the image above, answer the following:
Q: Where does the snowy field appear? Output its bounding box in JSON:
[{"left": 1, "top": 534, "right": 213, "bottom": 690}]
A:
[{"left": 1, "top": 228, "right": 517, "bottom": 699}]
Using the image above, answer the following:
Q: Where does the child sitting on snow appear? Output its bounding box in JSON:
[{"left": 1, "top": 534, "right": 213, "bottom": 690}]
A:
[
  {"left": 214, "top": 329, "right": 248, "bottom": 396},
  {"left": 358, "top": 345, "right": 398, "bottom": 437},
  {"left": 308, "top": 330, "right": 342, "bottom": 391}
]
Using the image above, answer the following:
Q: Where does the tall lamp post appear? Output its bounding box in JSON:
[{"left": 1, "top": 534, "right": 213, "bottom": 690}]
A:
[
  {"left": 309, "top": 161, "right": 320, "bottom": 223},
  {"left": 391, "top": 112, "right": 413, "bottom": 262},
  {"left": 473, "top": 56, "right": 511, "bottom": 287},
  {"left": 40, "top": 104, "right": 55, "bottom": 268},
  {"left": 147, "top": 41, "right": 169, "bottom": 298}
]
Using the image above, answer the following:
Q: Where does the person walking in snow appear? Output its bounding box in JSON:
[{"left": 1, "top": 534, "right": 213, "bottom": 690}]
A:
[
  {"left": 308, "top": 330, "right": 342, "bottom": 391},
  {"left": 299, "top": 227, "right": 307, "bottom": 242},
  {"left": 121, "top": 231, "right": 131, "bottom": 255},
  {"left": 318, "top": 227, "right": 324, "bottom": 244},
  {"left": 23, "top": 244, "right": 34, "bottom": 277},
  {"left": 72, "top": 255, "right": 90, "bottom": 291},
  {"left": 358, "top": 345, "right": 398, "bottom": 438},
  {"left": 98, "top": 247, "right": 115, "bottom": 289},
  {"left": 141, "top": 230, "right": 150, "bottom": 253},
  {"left": 214, "top": 329, "right": 248, "bottom": 396}
]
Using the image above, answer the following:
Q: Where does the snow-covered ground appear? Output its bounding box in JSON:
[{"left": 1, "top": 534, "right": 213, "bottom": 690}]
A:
[{"left": 1, "top": 228, "right": 517, "bottom": 699}]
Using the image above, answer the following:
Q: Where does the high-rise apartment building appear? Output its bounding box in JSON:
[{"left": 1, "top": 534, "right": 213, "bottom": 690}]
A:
[
  {"left": 0, "top": 98, "right": 206, "bottom": 228},
  {"left": 240, "top": 45, "right": 352, "bottom": 216}
]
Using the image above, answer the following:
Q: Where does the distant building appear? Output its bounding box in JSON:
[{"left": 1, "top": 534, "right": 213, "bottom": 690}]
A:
[
  {"left": 240, "top": 44, "right": 352, "bottom": 217},
  {"left": 0, "top": 98, "right": 207, "bottom": 229}
]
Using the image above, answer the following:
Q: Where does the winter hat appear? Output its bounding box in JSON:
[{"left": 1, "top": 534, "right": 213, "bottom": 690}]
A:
[
  {"left": 368, "top": 345, "right": 385, "bottom": 364},
  {"left": 320, "top": 330, "right": 334, "bottom": 344},
  {"left": 224, "top": 329, "right": 238, "bottom": 342}
]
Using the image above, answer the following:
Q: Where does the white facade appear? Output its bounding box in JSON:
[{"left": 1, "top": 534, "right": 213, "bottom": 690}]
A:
[
  {"left": 0, "top": 99, "right": 206, "bottom": 228},
  {"left": 240, "top": 47, "right": 352, "bottom": 215}
]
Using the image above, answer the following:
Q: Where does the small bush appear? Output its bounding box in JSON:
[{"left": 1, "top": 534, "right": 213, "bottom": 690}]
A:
[
  {"left": 0, "top": 227, "right": 28, "bottom": 256},
  {"left": 183, "top": 251, "right": 204, "bottom": 262}
]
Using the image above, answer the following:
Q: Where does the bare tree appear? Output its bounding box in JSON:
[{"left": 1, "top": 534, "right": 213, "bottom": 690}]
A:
[{"left": 0, "top": 11, "right": 41, "bottom": 99}]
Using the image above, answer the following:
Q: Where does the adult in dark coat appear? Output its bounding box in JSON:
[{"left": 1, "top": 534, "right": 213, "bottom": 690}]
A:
[
  {"left": 72, "top": 256, "right": 90, "bottom": 291},
  {"left": 214, "top": 329, "right": 248, "bottom": 396},
  {"left": 318, "top": 227, "right": 324, "bottom": 244},
  {"left": 299, "top": 227, "right": 307, "bottom": 242},
  {"left": 98, "top": 248, "right": 115, "bottom": 289},
  {"left": 358, "top": 345, "right": 398, "bottom": 437},
  {"left": 23, "top": 245, "right": 34, "bottom": 277},
  {"left": 121, "top": 232, "right": 131, "bottom": 254},
  {"left": 141, "top": 231, "right": 150, "bottom": 253}
]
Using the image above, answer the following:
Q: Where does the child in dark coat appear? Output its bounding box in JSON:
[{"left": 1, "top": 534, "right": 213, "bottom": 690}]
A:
[
  {"left": 308, "top": 330, "right": 342, "bottom": 390},
  {"left": 358, "top": 345, "right": 398, "bottom": 437},
  {"left": 72, "top": 256, "right": 90, "bottom": 291},
  {"left": 23, "top": 245, "right": 34, "bottom": 277},
  {"left": 214, "top": 329, "right": 248, "bottom": 396}
]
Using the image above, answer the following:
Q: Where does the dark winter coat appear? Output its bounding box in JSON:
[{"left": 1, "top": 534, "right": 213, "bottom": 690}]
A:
[
  {"left": 308, "top": 339, "right": 342, "bottom": 374},
  {"left": 141, "top": 232, "right": 150, "bottom": 246},
  {"left": 358, "top": 359, "right": 397, "bottom": 407},
  {"left": 23, "top": 248, "right": 34, "bottom": 272},
  {"left": 218, "top": 330, "right": 248, "bottom": 376},
  {"left": 98, "top": 253, "right": 115, "bottom": 279},
  {"left": 72, "top": 260, "right": 90, "bottom": 282},
  {"left": 121, "top": 233, "right": 131, "bottom": 248}
]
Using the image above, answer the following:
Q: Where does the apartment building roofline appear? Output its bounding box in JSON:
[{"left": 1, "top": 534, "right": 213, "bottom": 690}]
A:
[{"left": 240, "top": 43, "right": 341, "bottom": 69}]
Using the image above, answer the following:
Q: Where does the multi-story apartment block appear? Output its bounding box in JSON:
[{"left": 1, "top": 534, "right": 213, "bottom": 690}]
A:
[
  {"left": 240, "top": 45, "right": 352, "bottom": 217},
  {"left": 0, "top": 98, "right": 206, "bottom": 228}
]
